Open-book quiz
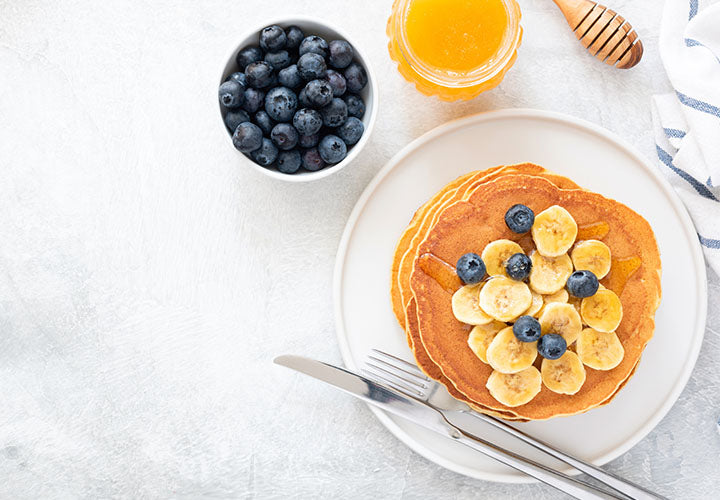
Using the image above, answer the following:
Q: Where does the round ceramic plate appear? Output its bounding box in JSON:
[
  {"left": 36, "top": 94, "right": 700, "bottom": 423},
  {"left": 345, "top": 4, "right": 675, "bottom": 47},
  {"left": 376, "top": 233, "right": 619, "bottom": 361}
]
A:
[{"left": 333, "top": 109, "right": 707, "bottom": 483}]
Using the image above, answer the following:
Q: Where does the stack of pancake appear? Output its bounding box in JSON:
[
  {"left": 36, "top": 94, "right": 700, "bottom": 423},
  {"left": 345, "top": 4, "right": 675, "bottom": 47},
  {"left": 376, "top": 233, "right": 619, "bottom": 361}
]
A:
[{"left": 390, "top": 164, "right": 662, "bottom": 420}]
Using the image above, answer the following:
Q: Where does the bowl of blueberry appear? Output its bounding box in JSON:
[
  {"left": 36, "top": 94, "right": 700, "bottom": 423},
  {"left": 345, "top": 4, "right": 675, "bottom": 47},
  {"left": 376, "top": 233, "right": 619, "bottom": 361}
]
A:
[{"left": 219, "top": 18, "right": 377, "bottom": 181}]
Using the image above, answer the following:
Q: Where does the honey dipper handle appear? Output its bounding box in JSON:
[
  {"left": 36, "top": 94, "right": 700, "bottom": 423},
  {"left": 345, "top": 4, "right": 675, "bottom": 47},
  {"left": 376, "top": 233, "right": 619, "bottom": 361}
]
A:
[{"left": 551, "top": 0, "right": 596, "bottom": 31}]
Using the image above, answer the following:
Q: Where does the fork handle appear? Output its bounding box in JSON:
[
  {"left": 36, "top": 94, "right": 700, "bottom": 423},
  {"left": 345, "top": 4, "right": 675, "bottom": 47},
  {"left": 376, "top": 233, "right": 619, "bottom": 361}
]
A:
[
  {"left": 466, "top": 412, "right": 666, "bottom": 500},
  {"left": 450, "top": 427, "right": 621, "bottom": 500}
]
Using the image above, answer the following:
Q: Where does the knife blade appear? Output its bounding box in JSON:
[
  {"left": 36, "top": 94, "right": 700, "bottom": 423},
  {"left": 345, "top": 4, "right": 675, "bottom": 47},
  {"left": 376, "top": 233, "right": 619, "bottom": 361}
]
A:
[{"left": 274, "top": 354, "right": 449, "bottom": 435}]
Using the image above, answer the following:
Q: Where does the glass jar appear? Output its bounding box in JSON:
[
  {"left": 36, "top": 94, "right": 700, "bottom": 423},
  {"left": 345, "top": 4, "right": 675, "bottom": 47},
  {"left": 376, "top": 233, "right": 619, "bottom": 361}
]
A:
[{"left": 387, "top": 0, "right": 523, "bottom": 101}]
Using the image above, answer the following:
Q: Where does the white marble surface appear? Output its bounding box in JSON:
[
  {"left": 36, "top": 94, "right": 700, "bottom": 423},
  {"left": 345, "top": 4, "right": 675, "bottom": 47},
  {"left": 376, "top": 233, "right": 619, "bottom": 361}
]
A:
[{"left": 0, "top": 0, "right": 718, "bottom": 498}]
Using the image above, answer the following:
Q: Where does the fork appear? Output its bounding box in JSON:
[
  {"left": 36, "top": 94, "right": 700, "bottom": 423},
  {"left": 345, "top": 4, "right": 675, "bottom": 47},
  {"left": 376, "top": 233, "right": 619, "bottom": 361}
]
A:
[{"left": 363, "top": 349, "right": 665, "bottom": 500}]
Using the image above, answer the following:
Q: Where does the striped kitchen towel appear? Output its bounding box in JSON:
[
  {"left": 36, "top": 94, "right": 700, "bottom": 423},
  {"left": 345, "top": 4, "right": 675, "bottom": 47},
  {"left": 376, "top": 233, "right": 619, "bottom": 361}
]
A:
[{"left": 653, "top": 0, "right": 720, "bottom": 275}]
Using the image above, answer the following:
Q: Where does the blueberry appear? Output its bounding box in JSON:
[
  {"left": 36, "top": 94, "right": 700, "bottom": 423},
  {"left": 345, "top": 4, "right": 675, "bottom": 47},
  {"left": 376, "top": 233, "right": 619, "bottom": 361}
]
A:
[
  {"left": 337, "top": 117, "right": 364, "bottom": 146},
  {"left": 537, "top": 334, "right": 567, "bottom": 360},
  {"left": 270, "top": 123, "right": 299, "bottom": 150},
  {"left": 264, "top": 87, "right": 297, "bottom": 122},
  {"left": 264, "top": 50, "right": 292, "bottom": 70},
  {"left": 506, "top": 253, "right": 532, "bottom": 281},
  {"left": 285, "top": 26, "right": 304, "bottom": 49},
  {"left": 224, "top": 109, "right": 251, "bottom": 132},
  {"left": 276, "top": 149, "right": 302, "bottom": 174},
  {"left": 236, "top": 45, "right": 263, "bottom": 71},
  {"left": 232, "top": 122, "right": 263, "bottom": 153},
  {"left": 298, "top": 133, "right": 320, "bottom": 148},
  {"left": 344, "top": 62, "right": 368, "bottom": 93},
  {"left": 253, "top": 110, "right": 275, "bottom": 135},
  {"left": 318, "top": 135, "right": 347, "bottom": 164},
  {"left": 298, "top": 87, "right": 312, "bottom": 108},
  {"left": 278, "top": 64, "right": 302, "bottom": 89},
  {"left": 228, "top": 72, "right": 247, "bottom": 87},
  {"left": 302, "top": 148, "right": 326, "bottom": 172},
  {"left": 566, "top": 270, "right": 599, "bottom": 298},
  {"left": 219, "top": 81, "right": 244, "bottom": 108},
  {"left": 298, "top": 53, "right": 327, "bottom": 81},
  {"left": 303, "top": 79, "right": 333, "bottom": 108},
  {"left": 245, "top": 61, "right": 274, "bottom": 89},
  {"left": 293, "top": 108, "right": 323, "bottom": 136},
  {"left": 343, "top": 94, "right": 365, "bottom": 118},
  {"left": 259, "top": 25, "right": 287, "bottom": 52},
  {"left": 242, "top": 88, "right": 265, "bottom": 113},
  {"left": 299, "top": 35, "right": 328, "bottom": 57},
  {"left": 325, "top": 69, "right": 347, "bottom": 96},
  {"left": 250, "top": 138, "right": 279, "bottom": 167},
  {"left": 455, "top": 252, "right": 486, "bottom": 284},
  {"left": 320, "top": 97, "right": 348, "bottom": 127},
  {"left": 513, "top": 316, "right": 542, "bottom": 343},
  {"left": 328, "top": 40, "right": 354, "bottom": 69},
  {"left": 504, "top": 204, "right": 535, "bottom": 234}
]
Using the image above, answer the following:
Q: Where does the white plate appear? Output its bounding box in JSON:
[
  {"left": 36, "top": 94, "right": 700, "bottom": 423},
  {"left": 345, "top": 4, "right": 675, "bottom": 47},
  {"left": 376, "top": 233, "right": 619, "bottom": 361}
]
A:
[{"left": 333, "top": 109, "right": 707, "bottom": 483}]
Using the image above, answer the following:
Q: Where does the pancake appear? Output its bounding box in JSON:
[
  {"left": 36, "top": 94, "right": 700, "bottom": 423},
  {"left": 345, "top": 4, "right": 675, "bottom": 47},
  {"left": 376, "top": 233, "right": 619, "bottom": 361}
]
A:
[
  {"left": 405, "top": 297, "right": 640, "bottom": 419},
  {"left": 410, "top": 174, "right": 661, "bottom": 420},
  {"left": 404, "top": 297, "right": 528, "bottom": 421},
  {"left": 391, "top": 164, "right": 581, "bottom": 329}
]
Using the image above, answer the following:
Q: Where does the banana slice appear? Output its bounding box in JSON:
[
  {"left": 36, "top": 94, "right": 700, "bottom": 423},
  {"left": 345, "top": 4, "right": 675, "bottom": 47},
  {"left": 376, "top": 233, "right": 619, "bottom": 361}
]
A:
[
  {"left": 486, "top": 326, "right": 537, "bottom": 374},
  {"left": 544, "top": 289, "right": 569, "bottom": 304},
  {"left": 486, "top": 366, "right": 542, "bottom": 407},
  {"left": 576, "top": 328, "right": 625, "bottom": 370},
  {"left": 531, "top": 205, "right": 578, "bottom": 257},
  {"left": 539, "top": 302, "right": 582, "bottom": 345},
  {"left": 541, "top": 351, "right": 586, "bottom": 395},
  {"left": 467, "top": 321, "right": 507, "bottom": 363},
  {"left": 524, "top": 291, "right": 543, "bottom": 317},
  {"left": 481, "top": 239, "right": 524, "bottom": 277},
  {"left": 568, "top": 296, "right": 582, "bottom": 318},
  {"left": 581, "top": 289, "right": 623, "bottom": 332},
  {"left": 479, "top": 276, "right": 532, "bottom": 322},
  {"left": 571, "top": 240, "right": 612, "bottom": 279},
  {"left": 529, "top": 251, "right": 573, "bottom": 294},
  {"left": 452, "top": 284, "right": 493, "bottom": 325},
  {"left": 537, "top": 289, "right": 569, "bottom": 316}
]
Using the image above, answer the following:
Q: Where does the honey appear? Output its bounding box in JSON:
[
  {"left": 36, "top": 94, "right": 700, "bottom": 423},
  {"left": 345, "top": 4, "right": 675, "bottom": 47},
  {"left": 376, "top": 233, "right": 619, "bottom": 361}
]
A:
[
  {"left": 577, "top": 221, "right": 610, "bottom": 241},
  {"left": 603, "top": 256, "right": 642, "bottom": 296},
  {"left": 387, "top": 0, "right": 522, "bottom": 101},
  {"left": 418, "top": 253, "right": 463, "bottom": 294},
  {"left": 405, "top": 0, "right": 509, "bottom": 73}
]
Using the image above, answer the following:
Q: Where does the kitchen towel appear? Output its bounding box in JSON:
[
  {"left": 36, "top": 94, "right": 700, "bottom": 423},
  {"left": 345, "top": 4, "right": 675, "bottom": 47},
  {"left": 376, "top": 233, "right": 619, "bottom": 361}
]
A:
[{"left": 653, "top": 0, "right": 720, "bottom": 275}]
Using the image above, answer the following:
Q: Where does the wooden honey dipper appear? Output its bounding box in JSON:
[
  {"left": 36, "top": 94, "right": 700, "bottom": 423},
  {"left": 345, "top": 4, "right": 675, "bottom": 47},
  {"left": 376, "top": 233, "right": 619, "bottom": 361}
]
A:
[{"left": 552, "top": 0, "right": 643, "bottom": 69}]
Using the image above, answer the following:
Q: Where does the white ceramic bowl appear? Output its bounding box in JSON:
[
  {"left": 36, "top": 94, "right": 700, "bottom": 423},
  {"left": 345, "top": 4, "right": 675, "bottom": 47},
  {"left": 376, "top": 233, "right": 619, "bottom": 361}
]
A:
[{"left": 219, "top": 17, "right": 378, "bottom": 182}]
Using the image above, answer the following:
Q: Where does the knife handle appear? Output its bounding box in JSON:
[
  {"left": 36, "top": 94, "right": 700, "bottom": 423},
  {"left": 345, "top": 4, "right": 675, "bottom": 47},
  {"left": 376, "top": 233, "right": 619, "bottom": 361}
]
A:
[{"left": 450, "top": 427, "right": 621, "bottom": 500}]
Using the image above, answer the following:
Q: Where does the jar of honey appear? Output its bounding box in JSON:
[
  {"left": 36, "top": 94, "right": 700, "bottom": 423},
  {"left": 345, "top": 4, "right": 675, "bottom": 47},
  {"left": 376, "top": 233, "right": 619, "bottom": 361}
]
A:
[{"left": 387, "top": 0, "right": 522, "bottom": 101}]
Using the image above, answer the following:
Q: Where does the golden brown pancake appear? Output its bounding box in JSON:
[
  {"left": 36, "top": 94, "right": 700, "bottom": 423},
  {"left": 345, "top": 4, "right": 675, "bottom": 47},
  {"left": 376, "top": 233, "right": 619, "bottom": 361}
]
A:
[
  {"left": 410, "top": 174, "right": 661, "bottom": 420},
  {"left": 391, "top": 164, "right": 580, "bottom": 329}
]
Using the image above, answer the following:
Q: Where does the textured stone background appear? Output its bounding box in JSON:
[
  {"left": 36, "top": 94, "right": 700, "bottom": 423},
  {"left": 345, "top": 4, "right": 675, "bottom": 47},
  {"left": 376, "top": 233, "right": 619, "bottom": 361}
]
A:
[{"left": 0, "top": 0, "right": 718, "bottom": 498}]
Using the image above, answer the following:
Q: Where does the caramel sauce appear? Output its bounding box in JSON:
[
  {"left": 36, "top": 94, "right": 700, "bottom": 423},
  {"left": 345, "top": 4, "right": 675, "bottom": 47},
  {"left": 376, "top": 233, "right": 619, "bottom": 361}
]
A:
[
  {"left": 418, "top": 253, "right": 463, "bottom": 294},
  {"left": 576, "top": 221, "right": 610, "bottom": 241},
  {"left": 603, "top": 256, "right": 642, "bottom": 296}
]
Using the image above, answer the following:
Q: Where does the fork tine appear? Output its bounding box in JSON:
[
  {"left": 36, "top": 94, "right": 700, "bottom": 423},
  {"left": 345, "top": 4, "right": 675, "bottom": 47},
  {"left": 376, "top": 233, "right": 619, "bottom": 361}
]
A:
[
  {"left": 360, "top": 368, "right": 424, "bottom": 399},
  {"left": 370, "top": 349, "right": 428, "bottom": 378},
  {"left": 367, "top": 355, "right": 429, "bottom": 392},
  {"left": 369, "top": 349, "right": 430, "bottom": 382},
  {"left": 362, "top": 361, "right": 428, "bottom": 396}
]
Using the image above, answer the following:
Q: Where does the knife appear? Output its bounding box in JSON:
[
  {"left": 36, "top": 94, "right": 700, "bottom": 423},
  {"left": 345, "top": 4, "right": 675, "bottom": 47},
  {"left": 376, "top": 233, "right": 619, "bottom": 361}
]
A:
[{"left": 274, "top": 355, "right": 622, "bottom": 500}]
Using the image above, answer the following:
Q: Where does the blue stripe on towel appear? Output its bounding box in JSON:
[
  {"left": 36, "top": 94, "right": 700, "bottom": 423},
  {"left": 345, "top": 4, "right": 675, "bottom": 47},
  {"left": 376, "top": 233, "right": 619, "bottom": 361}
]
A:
[
  {"left": 689, "top": 0, "right": 698, "bottom": 20},
  {"left": 664, "top": 127, "right": 686, "bottom": 139},
  {"left": 699, "top": 234, "right": 720, "bottom": 249},
  {"left": 677, "top": 92, "right": 720, "bottom": 118},
  {"left": 685, "top": 38, "right": 720, "bottom": 63},
  {"left": 656, "top": 145, "right": 719, "bottom": 201}
]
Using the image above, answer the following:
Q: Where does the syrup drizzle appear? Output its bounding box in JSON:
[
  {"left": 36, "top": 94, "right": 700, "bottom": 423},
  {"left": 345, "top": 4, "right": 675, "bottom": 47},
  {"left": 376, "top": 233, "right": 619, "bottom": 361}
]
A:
[
  {"left": 418, "top": 253, "right": 463, "bottom": 294},
  {"left": 603, "top": 256, "right": 642, "bottom": 296},
  {"left": 577, "top": 221, "right": 610, "bottom": 241}
]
